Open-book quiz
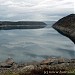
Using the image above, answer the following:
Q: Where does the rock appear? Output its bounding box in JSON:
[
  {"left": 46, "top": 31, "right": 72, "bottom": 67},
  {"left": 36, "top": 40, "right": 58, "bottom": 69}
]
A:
[
  {"left": 52, "top": 14, "right": 75, "bottom": 43},
  {"left": 0, "top": 58, "right": 15, "bottom": 68},
  {"left": 57, "top": 58, "right": 70, "bottom": 63},
  {"left": 5, "top": 58, "right": 14, "bottom": 65},
  {"left": 41, "top": 57, "right": 70, "bottom": 65},
  {"left": 41, "top": 58, "right": 58, "bottom": 65},
  {"left": 21, "top": 65, "right": 35, "bottom": 71},
  {"left": 71, "top": 59, "right": 75, "bottom": 63}
]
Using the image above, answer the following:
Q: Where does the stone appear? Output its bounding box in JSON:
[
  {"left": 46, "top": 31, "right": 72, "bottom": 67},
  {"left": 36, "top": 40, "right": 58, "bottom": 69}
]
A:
[
  {"left": 21, "top": 65, "right": 35, "bottom": 71},
  {"left": 41, "top": 58, "right": 58, "bottom": 65},
  {"left": 0, "top": 58, "right": 14, "bottom": 68},
  {"left": 41, "top": 57, "right": 70, "bottom": 65}
]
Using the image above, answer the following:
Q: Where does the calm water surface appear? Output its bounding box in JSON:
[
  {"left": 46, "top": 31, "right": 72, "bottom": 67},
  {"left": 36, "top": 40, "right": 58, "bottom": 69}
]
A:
[{"left": 0, "top": 21, "right": 74, "bottom": 62}]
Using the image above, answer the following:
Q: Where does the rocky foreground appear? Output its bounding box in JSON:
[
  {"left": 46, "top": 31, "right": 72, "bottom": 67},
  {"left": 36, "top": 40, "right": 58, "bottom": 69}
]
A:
[{"left": 0, "top": 57, "right": 75, "bottom": 75}]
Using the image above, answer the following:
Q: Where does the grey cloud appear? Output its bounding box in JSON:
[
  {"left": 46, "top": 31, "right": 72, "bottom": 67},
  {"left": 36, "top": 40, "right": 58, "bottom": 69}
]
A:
[{"left": 0, "top": 0, "right": 74, "bottom": 21}]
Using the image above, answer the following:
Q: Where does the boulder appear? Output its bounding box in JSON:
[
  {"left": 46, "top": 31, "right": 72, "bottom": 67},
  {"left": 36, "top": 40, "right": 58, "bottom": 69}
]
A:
[
  {"left": 21, "top": 65, "right": 35, "bottom": 71},
  {"left": 41, "top": 58, "right": 58, "bottom": 65},
  {"left": 41, "top": 57, "right": 70, "bottom": 65},
  {"left": 52, "top": 14, "right": 75, "bottom": 43},
  {"left": 0, "top": 58, "right": 15, "bottom": 68}
]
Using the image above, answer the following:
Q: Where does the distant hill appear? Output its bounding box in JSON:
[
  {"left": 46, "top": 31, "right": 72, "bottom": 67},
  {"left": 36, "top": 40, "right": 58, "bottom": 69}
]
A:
[
  {"left": 52, "top": 14, "right": 75, "bottom": 43},
  {"left": 0, "top": 21, "right": 47, "bottom": 30}
]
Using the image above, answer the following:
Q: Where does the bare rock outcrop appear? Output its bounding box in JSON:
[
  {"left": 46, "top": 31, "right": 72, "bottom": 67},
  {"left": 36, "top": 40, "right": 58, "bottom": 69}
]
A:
[
  {"left": 52, "top": 14, "right": 75, "bottom": 43},
  {"left": 0, "top": 58, "right": 16, "bottom": 68}
]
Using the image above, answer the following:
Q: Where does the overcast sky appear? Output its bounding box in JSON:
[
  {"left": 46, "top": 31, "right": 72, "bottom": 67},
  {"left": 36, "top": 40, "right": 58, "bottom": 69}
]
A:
[{"left": 0, "top": 0, "right": 74, "bottom": 21}]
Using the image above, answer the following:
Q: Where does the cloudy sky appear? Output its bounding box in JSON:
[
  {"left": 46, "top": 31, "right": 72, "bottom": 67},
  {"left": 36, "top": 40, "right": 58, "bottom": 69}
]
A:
[{"left": 0, "top": 0, "right": 74, "bottom": 21}]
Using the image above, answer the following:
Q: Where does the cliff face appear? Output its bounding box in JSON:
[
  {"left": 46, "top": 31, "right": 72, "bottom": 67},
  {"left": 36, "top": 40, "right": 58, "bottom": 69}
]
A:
[
  {"left": 0, "top": 21, "right": 46, "bottom": 29},
  {"left": 52, "top": 14, "right": 75, "bottom": 43}
]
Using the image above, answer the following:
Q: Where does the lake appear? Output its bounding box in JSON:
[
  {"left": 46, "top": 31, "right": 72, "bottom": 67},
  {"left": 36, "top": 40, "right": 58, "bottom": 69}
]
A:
[{"left": 0, "top": 21, "right": 74, "bottom": 62}]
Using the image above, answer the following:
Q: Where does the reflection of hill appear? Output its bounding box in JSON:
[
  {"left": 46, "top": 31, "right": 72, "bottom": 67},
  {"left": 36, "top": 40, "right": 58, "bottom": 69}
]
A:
[
  {"left": 45, "top": 21, "right": 55, "bottom": 28},
  {"left": 0, "top": 21, "right": 46, "bottom": 30}
]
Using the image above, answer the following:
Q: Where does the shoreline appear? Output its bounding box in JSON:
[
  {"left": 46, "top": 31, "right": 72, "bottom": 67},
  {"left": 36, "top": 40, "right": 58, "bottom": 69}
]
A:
[{"left": 0, "top": 57, "right": 75, "bottom": 75}]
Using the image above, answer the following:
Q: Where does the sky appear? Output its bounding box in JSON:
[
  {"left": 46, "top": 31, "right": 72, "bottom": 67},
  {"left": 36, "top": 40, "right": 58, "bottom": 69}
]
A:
[{"left": 0, "top": 0, "right": 74, "bottom": 21}]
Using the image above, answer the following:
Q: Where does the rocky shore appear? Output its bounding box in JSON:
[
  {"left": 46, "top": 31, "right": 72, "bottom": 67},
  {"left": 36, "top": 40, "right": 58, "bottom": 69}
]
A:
[
  {"left": 0, "top": 57, "right": 75, "bottom": 75},
  {"left": 52, "top": 14, "right": 75, "bottom": 43}
]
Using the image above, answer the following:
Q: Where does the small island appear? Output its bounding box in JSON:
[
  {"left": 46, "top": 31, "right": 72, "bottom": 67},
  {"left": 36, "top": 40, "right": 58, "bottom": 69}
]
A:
[{"left": 0, "top": 21, "right": 47, "bottom": 30}]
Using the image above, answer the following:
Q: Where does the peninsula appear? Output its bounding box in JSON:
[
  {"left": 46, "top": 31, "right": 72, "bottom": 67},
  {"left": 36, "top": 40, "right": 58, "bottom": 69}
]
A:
[
  {"left": 0, "top": 21, "right": 46, "bottom": 30},
  {"left": 52, "top": 14, "right": 75, "bottom": 43}
]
